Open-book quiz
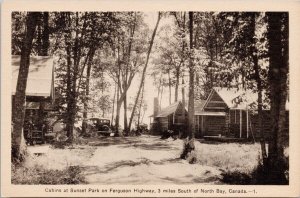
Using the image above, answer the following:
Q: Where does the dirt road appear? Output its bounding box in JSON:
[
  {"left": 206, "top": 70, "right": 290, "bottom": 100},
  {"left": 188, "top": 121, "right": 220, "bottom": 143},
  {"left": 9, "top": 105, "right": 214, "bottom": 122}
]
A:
[
  {"left": 27, "top": 135, "right": 260, "bottom": 184},
  {"left": 80, "top": 135, "right": 222, "bottom": 184}
]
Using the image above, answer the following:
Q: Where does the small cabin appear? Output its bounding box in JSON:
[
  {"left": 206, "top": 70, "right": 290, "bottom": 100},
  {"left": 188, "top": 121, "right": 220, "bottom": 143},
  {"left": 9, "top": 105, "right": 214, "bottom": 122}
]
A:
[
  {"left": 12, "top": 55, "right": 55, "bottom": 143},
  {"left": 194, "top": 87, "right": 276, "bottom": 139},
  {"left": 150, "top": 101, "right": 187, "bottom": 135}
]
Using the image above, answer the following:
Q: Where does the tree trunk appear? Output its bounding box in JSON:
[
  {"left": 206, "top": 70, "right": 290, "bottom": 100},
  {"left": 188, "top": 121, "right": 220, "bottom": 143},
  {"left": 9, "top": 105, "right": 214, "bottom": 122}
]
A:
[
  {"left": 12, "top": 12, "right": 40, "bottom": 163},
  {"left": 128, "top": 12, "right": 161, "bottom": 131},
  {"left": 182, "top": 76, "right": 185, "bottom": 109},
  {"left": 65, "top": 42, "right": 72, "bottom": 139},
  {"left": 266, "top": 12, "right": 289, "bottom": 184},
  {"left": 175, "top": 67, "right": 180, "bottom": 102},
  {"left": 67, "top": 12, "right": 82, "bottom": 142},
  {"left": 137, "top": 81, "right": 145, "bottom": 127},
  {"left": 123, "top": 90, "right": 128, "bottom": 134},
  {"left": 180, "top": 12, "right": 186, "bottom": 107},
  {"left": 37, "top": 12, "right": 50, "bottom": 136},
  {"left": 41, "top": 12, "right": 49, "bottom": 56},
  {"left": 187, "top": 12, "right": 195, "bottom": 140},
  {"left": 249, "top": 13, "right": 267, "bottom": 162},
  {"left": 115, "top": 99, "right": 122, "bottom": 136},
  {"left": 181, "top": 12, "right": 196, "bottom": 163},
  {"left": 64, "top": 13, "right": 73, "bottom": 141},
  {"left": 82, "top": 49, "right": 95, "bottom": 134},
  {"left": 111, "top": 83, "right": 117, "bottom": 127},
  {"left": 115, "top": 57, "right": 122, "bottom": 136},
  {"left": 168, "top": 69, "right": 172, "bottom": 105},
  {"left": 254, "top": 58, "right": 267, "bottom": 162}
]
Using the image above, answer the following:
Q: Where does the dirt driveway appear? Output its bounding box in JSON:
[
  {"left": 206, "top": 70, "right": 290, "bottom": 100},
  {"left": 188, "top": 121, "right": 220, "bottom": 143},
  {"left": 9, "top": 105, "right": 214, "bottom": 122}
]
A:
[{"left": 26, "top": 135, "right": 260, "bottom": 184}]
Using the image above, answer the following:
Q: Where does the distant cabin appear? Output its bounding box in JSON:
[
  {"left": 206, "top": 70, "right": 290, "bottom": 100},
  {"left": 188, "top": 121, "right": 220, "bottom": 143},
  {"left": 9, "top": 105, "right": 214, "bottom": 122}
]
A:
[{"left": 150, "top": 100, "right": 187, "bottom": 135}]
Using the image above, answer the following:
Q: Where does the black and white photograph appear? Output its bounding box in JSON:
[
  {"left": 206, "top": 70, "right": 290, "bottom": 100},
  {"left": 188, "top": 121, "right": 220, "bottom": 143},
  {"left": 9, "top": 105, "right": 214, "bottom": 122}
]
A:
[{"left": 1, "top": 1, "right": 300, "bottom": 197}]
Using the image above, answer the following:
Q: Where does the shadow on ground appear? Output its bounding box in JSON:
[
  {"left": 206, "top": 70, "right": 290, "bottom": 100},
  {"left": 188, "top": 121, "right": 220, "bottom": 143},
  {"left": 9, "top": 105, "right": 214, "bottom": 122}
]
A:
[
  {"left": 82, "top": 157, "right": 182, "bottom": 176},
  {"left": 120, "top": 142, "right": 177, "bottom": 150},
  {"left": 88, "top": 137, "right": 142, "bottom": 146}
]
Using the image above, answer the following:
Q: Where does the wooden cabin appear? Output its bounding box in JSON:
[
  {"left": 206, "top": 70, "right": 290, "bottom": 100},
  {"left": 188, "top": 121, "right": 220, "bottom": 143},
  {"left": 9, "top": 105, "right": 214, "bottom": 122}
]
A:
[
  {"left": 150, "top": 101, "right": 187, "bottom": 135},
  {"left": 12, "top": 55, "right": 55, "bottom": 143},
  {"left": 195, "top": 87, "right": 277, "bottom": 139},
  {"left": 194, "top": 99, "right": 227, "bottom": 138}
]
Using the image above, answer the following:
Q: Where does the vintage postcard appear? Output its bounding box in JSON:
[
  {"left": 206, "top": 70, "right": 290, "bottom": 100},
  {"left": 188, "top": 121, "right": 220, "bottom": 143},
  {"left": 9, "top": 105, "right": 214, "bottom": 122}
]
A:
[{"left": 1, "top": 0, "right": 300, "bottom": 197}]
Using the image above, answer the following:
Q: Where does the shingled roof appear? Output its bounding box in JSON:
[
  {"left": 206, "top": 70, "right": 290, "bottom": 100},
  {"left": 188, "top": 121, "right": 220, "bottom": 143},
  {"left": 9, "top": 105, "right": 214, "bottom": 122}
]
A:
[
  {"left": 12, "top": 55, "right": 55, "bottom": 100},
  {"left": 156, "top": 101, "right": 183, "bottom": 117}
]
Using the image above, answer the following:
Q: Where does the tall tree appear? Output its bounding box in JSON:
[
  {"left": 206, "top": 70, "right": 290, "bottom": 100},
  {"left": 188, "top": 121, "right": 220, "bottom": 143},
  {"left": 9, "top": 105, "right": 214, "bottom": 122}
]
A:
[
  {"left": 128, "top": 12, "right": 162, "bottom": 131},
  {"left": 54, "top": 12, "right": 91, "bottom": 141},
  {"left": 187, "top": 11, "right": 195, "bottom": 140},
  {"left": 12, "top": 12, "right": 41, "bottom": 162},
  {"left": 266, "top": 12, "right": 289, "bottom": 184},
  {"left": 181, "top": 12, "right": 196, "bottom": 162},
  {"left": 248, "top": 13, "right": 268, "bottom": 161}
]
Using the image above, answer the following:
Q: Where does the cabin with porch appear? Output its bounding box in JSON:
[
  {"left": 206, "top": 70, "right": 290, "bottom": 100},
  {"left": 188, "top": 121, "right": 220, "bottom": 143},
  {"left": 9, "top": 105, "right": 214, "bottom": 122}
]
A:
[
  {"left": 194, "top": 87, "right": 276, "bottom": 140},
  {"left": 12, "top": 55, "right": 55, "bottom": 144},
  {"left": 150, "top": 99, "right": 187, "bottom": 135}
]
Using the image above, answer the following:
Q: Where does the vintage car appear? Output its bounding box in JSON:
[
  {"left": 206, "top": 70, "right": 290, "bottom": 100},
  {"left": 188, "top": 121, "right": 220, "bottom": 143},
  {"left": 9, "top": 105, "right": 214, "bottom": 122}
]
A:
[{"left": 88, "top": 118, "right": 114, "bottom": 136}]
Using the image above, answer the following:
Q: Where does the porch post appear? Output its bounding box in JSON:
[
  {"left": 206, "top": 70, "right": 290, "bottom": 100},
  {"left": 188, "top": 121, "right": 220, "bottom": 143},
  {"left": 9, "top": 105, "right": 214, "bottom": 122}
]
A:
[
  {"left": 240, "top": 109, "right": 242, "bottom": 138},
  {"left": 246, "top": 107, "right": 249, "bottom": 139},
  {"left": 201, "top": 116, "right": 204, "bottom": 137}
]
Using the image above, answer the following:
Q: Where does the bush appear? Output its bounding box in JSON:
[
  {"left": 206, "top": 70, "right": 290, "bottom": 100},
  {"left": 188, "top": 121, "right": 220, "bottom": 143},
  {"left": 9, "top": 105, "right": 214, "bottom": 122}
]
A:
[
  {"left": 250, "top": 159, "right": 289, "bottom": 185},
  {"left": 221, "top": 159, "right": 289, "bottom": 185},
  {"left": 221, "top": 171, "right": 252, "bottom": 184},
  {"left": 12, "top": 164, "right": 86, "bottom": 185}
]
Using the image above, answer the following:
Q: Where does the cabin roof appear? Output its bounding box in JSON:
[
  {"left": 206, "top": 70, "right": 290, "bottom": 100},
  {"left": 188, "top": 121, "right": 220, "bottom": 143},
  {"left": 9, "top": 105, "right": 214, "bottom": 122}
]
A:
[
  {"left": 155, "top": 101, "right": 182, "bottom": 117},
  {"left": 202, "top": 87, "right": 267, "bottom": 110},
  {"left": 12, "top": 55, "right": 55, "bottom": 100},
  {"left": 211, "top": 87, "right": 258, "bottom": 110}
]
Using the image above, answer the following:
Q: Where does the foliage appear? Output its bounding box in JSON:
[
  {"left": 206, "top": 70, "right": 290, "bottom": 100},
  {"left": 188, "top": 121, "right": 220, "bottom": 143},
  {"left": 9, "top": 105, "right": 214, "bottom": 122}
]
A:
[
  {"left": 193, "top": 12, "right": 234, "bottom": 98},
  {"left": 221, "top": 158, "right": 289, "bottom": 185},
  {"left": 12, "top": 164, "right": 86, "bottom": 184},
  {"left": 216, "top": 12, "right": 269, "bottom": 91}
]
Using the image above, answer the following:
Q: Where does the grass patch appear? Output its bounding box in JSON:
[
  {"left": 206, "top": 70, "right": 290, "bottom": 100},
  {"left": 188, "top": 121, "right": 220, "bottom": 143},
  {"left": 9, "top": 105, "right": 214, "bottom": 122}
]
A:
[
  {"left": 195, "top": 142, "right": 260, "bottom": 172},
  {"left": 221, "top": 159, "right": 289, "bottom": 185},
  {"left": 221, "top": 171, "right": 252, "bottom": 184},
  {"left": 12, "top": 164, "right": 86, "bottom": 184}
]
